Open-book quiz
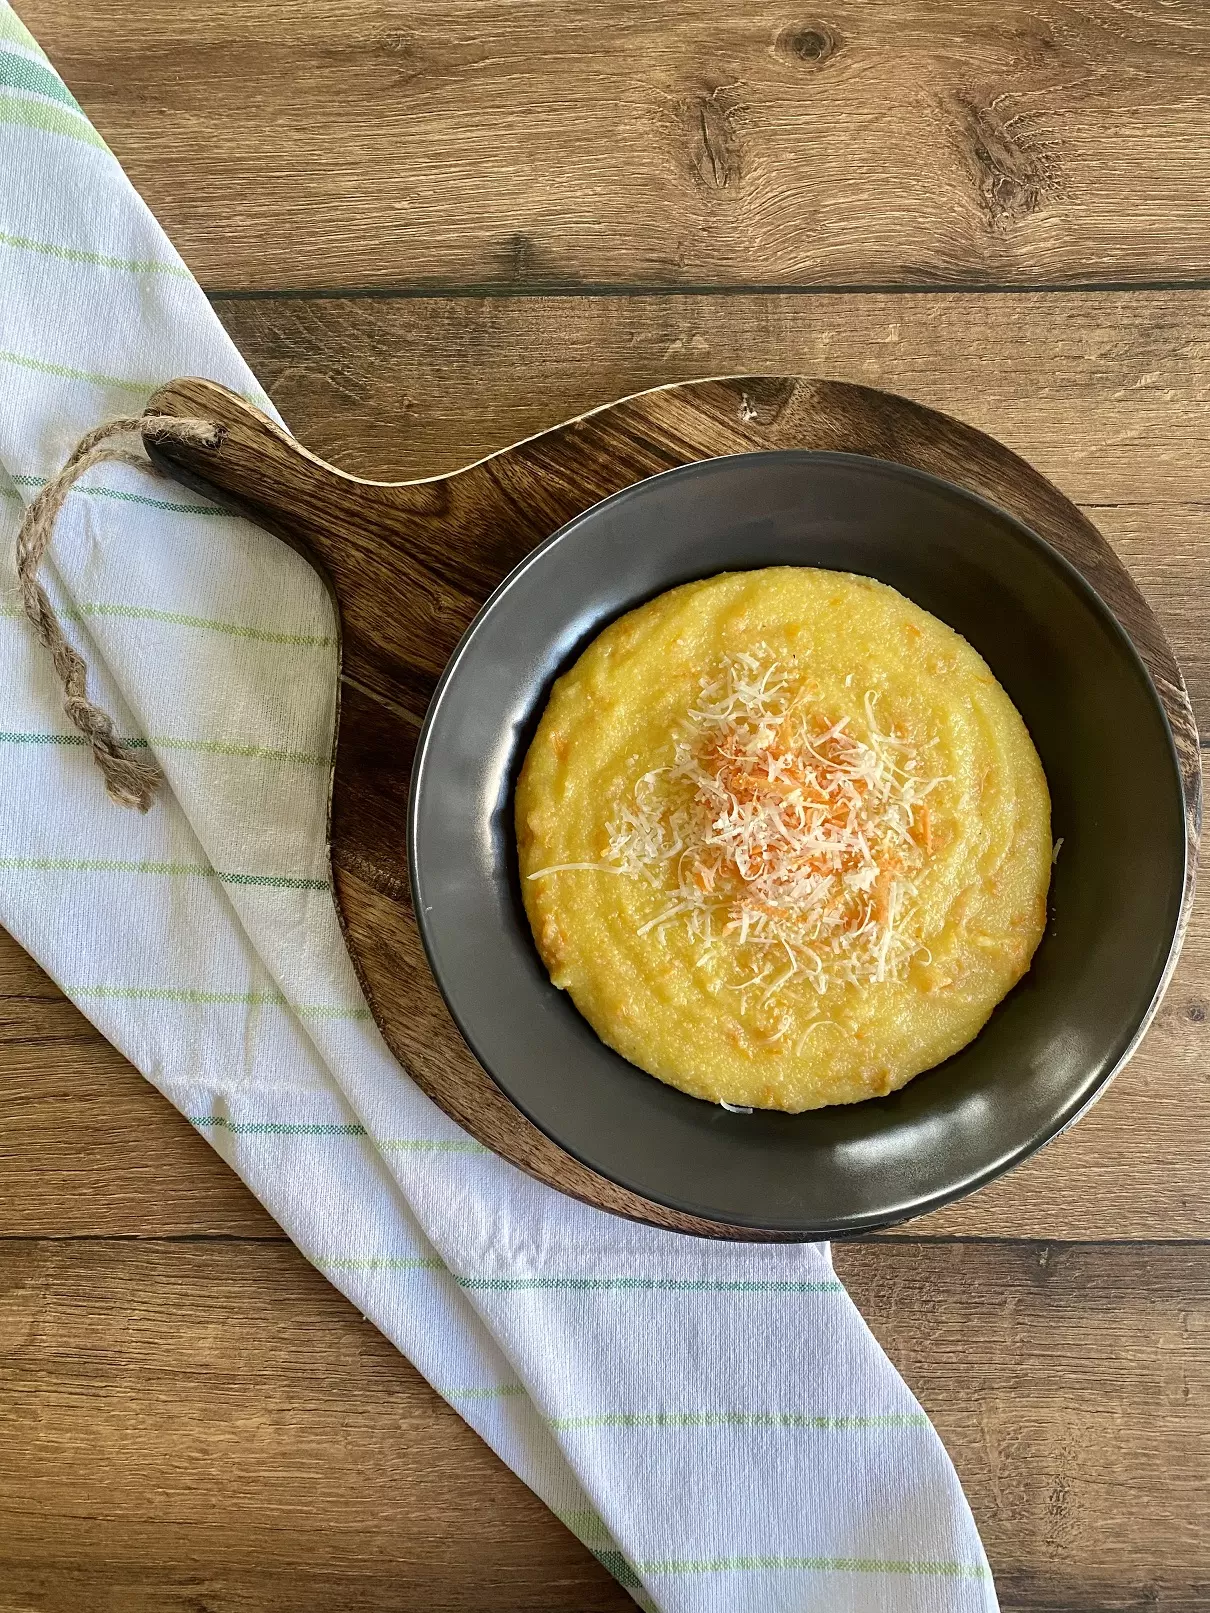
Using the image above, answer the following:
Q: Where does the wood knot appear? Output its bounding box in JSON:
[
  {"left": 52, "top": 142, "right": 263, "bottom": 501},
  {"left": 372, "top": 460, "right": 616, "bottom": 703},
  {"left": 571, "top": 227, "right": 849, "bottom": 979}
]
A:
[
  {"left": 776, "top": 24, "right": 841, "bottom": 65},
  {"left": 687, "top": 84, "right": 744, "bottom": 191},
  {"left": 1188, "top": 1002, "right": 1206, "bottom": 1024},
  {"left": 497, "top": 232, "right": 539, "bottom": 281},
  {"left": 955, "top": 95, "right": 1057, "bottom": 228},
  {"left": 1011, "top": 21, "right": 1058, "bottom": 56},
  {"left": 374, "top": 28, "right": 429, "bottom": 88}
]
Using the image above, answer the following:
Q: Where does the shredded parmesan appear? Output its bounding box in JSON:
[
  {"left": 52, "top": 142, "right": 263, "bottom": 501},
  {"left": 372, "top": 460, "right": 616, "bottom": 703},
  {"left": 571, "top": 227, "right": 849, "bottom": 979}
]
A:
[{"left": 594, "top": 648, "right": 945, "bottom": 1000}]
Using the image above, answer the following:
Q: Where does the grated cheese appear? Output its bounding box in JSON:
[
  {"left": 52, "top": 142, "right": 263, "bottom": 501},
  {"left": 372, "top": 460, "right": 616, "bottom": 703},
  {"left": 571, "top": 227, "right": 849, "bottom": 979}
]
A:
[
  {"left": 597, "top": 648, "right": 944, "bottom": 1003},
  {"left": 527, "top": 648, "right": 946, "bottom": 1008}
]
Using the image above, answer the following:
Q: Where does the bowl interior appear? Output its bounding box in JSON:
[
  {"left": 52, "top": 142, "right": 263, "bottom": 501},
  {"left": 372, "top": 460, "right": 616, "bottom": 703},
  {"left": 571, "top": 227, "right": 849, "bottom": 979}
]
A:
[{"left": 408, "top": 451, "right": 1187, "bottom": 1235}]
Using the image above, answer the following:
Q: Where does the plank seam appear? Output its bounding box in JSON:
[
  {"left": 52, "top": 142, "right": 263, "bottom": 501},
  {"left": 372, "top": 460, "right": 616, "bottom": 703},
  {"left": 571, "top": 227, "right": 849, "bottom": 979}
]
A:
[{"left": 207, "top": 278, "right": 1210, "bottom": 303}]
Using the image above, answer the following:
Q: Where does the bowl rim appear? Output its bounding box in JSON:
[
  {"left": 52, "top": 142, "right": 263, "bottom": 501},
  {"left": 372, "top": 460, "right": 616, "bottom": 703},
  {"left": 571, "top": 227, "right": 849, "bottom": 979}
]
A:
[{"left": 407, "top": 448, "right": 1191, "bottom": 1235}]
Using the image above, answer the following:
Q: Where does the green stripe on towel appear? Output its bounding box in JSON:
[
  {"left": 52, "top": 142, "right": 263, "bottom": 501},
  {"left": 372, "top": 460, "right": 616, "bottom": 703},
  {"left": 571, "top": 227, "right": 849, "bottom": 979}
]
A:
[
  {"left": 315, "top": 1256, "right": 445, "bottom": 1272},
  {"left": 10, "top": 469, "right": 228, "bottom": 514},
  {"left": 193, "top": 1119, "right": 369, "bottom": 1136},
  {"left": 71, "top": 987, "right": 369, "bottom": 1017},
  {"left": 304, "top": 1255, "right": 840, "bottom": 1296},
  {"left": 189, "top": 1117, "right": 489, "bottom": 1151},
  {"left": 0, "top": 857, "right": 328, "bottom": 889},
  {"left": 0, "top": 227, "right": 192, "bottom": 278},
  {"left": 637, "top": 1556, "right": 990, "bottom": 1578},
  {"left": 550, "top": 1413, "right": 930, "bottom": 1431},
  {"left": 0, "top": 93, "right": 109, "bottom": 151},
  {"left": 1, "top": 601, "right": 335, "bottom": 647},
  {"left": 0, "top": 343, "right": 157, "bottom": 390},
  {"left": 455, "top": 1276, "right": 843, "bottom": 1293},
  {"left": 0, "top": 731, "right": 329, "bottom": 765},
  {"left": 439, "top": 1385, "right": 527, "bottom": 1401},
  {"left": 76, "top": 601, "right": 334, "bottom": 644},
  {"left": 0, "top": 46, "right": 81, "bottom": 110}
]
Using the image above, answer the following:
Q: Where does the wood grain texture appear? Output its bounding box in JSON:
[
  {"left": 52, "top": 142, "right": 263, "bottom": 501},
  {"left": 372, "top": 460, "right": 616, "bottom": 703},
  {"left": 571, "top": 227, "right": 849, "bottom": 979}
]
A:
[
  {"left": 22, "top": 0, "right": 1210, "bottom": 293},
  {"left": 0, "top": 1236, "right": 1204, "bottom": 1612},
  {"left": 212, "top": 286, "right": 1210, "bottom": 728},
  {"left": 142, "top": 372, "right": 1199, "bottom": 1239}
]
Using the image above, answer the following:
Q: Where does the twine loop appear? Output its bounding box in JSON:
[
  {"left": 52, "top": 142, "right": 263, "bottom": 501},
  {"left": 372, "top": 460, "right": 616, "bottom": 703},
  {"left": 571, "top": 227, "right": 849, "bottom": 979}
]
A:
[{"left": 14, "top": 413, "right": 222, "bottom": 811}]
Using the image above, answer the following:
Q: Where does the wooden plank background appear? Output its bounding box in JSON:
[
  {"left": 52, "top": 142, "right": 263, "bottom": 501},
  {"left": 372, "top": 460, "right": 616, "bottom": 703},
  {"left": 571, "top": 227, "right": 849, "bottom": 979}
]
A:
[
  {"left": 3, "top": 2, "right": 1208, "bottom": 1610},
  {"left": 39, "top": 0, "right": 1210, "bottom": 291}
]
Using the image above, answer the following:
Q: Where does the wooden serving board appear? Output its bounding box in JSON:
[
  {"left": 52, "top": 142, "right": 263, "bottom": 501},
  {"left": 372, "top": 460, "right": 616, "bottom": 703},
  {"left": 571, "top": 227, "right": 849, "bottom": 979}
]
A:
[{"left": 145, "top": 375, "right": 1201, "bottom": 1240}]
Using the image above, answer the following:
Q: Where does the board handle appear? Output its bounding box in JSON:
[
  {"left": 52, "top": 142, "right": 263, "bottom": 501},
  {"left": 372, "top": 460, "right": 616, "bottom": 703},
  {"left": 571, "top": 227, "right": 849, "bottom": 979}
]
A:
[{"left": 142, "top": 378, "right": 413, "bottom": 580}]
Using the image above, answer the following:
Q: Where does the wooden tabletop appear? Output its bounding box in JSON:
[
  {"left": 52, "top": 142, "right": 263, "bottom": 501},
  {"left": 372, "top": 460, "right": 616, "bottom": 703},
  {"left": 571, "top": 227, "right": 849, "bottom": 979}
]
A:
[{"left": 3, "top": 4, "right": 1208, "bottom": 1609}]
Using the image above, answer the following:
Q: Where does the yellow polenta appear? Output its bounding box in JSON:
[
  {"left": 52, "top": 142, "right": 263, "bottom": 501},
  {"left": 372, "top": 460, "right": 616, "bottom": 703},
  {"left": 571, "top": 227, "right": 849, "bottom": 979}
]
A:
[{"left": 516, "top": 568, "right": 1051, "bottom": 1111}]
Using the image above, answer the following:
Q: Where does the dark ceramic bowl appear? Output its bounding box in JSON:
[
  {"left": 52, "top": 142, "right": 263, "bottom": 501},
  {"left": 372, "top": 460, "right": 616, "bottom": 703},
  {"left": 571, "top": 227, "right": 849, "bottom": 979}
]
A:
[{"left": 408, "top": 452, "right": 1188, "bottom": 1236}]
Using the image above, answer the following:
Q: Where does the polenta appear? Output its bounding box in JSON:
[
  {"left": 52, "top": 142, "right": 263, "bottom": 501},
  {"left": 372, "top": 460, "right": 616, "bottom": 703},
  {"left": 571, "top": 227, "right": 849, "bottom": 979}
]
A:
[{"left": 516, "top": 568, "right": 1051, "bottom": 1112}]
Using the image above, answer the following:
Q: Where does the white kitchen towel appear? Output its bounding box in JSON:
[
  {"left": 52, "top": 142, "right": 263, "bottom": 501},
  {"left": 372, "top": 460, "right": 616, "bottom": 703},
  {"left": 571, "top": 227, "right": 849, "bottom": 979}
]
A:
[{"left": 0, "top": 9, "right": 996, "bottom": 1609}]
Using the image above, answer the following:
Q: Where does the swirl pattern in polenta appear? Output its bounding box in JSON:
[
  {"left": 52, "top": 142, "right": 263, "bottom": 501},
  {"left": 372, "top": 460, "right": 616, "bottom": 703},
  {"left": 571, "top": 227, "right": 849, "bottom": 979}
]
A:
[{"left": 516, "top": 568, "right": 1052, "bottom": 1111}]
